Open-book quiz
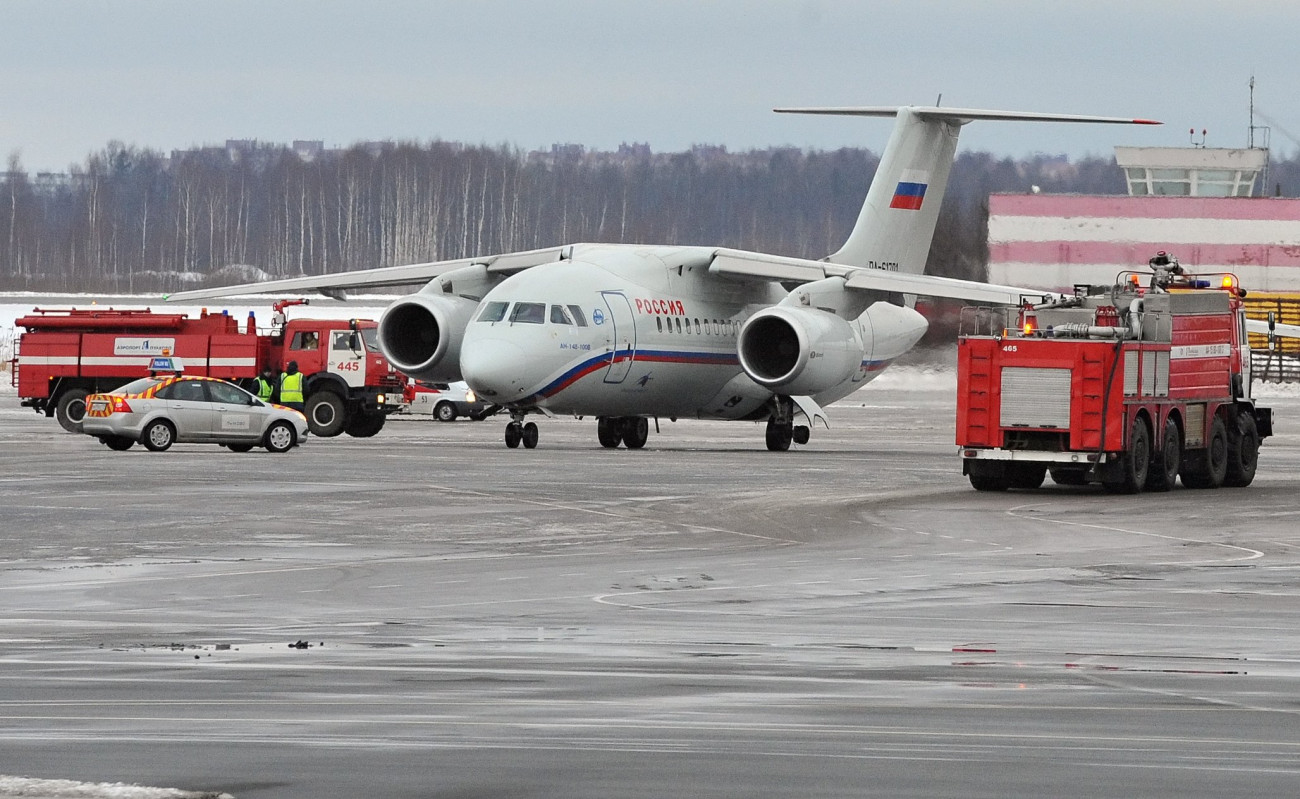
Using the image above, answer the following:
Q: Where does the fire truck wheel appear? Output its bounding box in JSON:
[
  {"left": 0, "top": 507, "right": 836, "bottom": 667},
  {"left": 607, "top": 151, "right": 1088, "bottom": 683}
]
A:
[
  {"left": 1103, "top": 416, "right": 1150, "bottom": 494},
  {"left": 1144, "top": 416, "right": 1182, "bottom": 492},
  {"left": 1006, "top": 463, "right": 1046, "bottom": 489},
  {"left": 967, "top": 462, "right": 1008, "bottom": 492},
  {"left": 434, "top": 402, "right": 458, "bottom": 422},
  {"left": 142, "top": 420, "right": 175, "bottom": 452},
  {"left": 345, "top": 413, "right": 386, "bottom": 438},
  {"left": 264, "top": 421, "right": 297, "bottom": 453},
  {"left": 305, "top": 392, "right": 347, "bottom": 437},
  {"left": 596, "top": 417, "right": 621, "bottom": 448},
  {"left": 1224, "top": 412, "right": 1259, "bottom": 488},
  {"left": 1181, "top": 415, "right": 1229, "bottom": 489},
  {"left": 56, "top": 388, "right": 91, "bottom": 433}
]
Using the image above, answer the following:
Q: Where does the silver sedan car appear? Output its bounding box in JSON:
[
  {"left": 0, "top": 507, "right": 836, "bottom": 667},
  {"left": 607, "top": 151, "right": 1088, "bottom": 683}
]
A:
[{"left": 82, "top": 375, "right": 308, "bottom": 453}]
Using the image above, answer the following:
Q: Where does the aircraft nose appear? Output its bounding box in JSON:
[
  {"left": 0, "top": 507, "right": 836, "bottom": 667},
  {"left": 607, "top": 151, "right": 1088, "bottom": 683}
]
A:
[{"left": 461, "top": 338, "right": 533, "bottom": 400}]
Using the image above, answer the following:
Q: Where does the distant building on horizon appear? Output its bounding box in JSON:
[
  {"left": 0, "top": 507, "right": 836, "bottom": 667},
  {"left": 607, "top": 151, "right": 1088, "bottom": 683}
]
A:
[{"left": 987, "top": 144, "right": 1300, "bottom": 293}]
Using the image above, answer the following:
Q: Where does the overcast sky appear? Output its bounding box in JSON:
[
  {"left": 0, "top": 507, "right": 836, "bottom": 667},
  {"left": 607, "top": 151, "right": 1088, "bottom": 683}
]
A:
[{"left": 5, "top": 1, "right": 1298, "bottom": 172}]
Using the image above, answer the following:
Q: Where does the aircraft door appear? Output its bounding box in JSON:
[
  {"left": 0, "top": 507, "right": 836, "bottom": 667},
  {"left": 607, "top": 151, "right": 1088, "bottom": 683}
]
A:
[{"left": 599, "top": 291, "right": 636, "bottom": 384}]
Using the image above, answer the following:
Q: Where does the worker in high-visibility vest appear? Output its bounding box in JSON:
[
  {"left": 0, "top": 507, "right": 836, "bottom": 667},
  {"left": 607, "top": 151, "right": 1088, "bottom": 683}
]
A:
[
  {"left": 255, "top": 366, "right": 277, "bottom": 403},
  {"left": 279, "top": 361, "right": 305, "bottom": 412}
]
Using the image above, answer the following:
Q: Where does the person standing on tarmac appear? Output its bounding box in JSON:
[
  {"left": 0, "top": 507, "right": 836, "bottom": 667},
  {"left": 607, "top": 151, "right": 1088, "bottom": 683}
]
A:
[
  {"left": 279, "top": 361, "right": 305, "bottom": 413},
  {"left": 255, "top": 366, "right": 278, "bottom": 403}
]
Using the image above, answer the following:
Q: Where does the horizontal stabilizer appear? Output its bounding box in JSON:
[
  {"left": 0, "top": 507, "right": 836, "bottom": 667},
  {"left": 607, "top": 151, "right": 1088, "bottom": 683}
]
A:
[{"left": 775, "top": 106, "right": 1160, "bottom": 126}]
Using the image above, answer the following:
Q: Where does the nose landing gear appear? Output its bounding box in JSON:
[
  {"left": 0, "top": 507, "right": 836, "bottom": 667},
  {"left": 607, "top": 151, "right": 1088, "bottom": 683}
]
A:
[{"left": 504, "top": 414, "right": 539, "bottom": 449}]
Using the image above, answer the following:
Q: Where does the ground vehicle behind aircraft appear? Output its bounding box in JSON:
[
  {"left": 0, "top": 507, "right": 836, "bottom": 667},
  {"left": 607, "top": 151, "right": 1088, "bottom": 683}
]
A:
[{"left": 12, "top": 300, "right": 403, "bottom": 437}]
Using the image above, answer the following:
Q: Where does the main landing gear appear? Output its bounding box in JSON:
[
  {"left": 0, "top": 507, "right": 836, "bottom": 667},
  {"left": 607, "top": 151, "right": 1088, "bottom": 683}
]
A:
[
  {"left": 597, "top": 416, "right": 650, "bottom": 449},
  {"left": 765, "top": 397, "right": 811, "bottom": 452}
]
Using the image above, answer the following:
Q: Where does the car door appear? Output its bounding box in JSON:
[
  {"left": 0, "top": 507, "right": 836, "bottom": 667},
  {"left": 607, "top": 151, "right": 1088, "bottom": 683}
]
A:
[
  {"left": 205, "top": 380, "right": 264, "bottom": 443},
  {"left": 157, "top": 379, "right": 213, "bottom": 441}
]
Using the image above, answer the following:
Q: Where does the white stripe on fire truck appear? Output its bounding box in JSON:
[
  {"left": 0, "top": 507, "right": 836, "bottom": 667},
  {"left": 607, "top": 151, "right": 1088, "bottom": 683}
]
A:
[
  {"left": 17, "top": 355, "right": 80, "bottom": 366},
  {"left": 1170, "top": 344, "right": 1232, "bottom": 359}
]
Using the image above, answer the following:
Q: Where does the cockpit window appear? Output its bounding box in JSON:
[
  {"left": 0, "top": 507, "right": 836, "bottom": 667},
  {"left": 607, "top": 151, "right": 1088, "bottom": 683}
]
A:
[
  {"left": 477, "top": 301, "right": 509, "bottom": 323},
  {"left": 509, "top": 302, "right": 546, "bottom": 324},
  {"left": 567, "top": 305, "right": 588, "bottom": 327},
  {"left": 550, "top": 304, "right": 575, "bottom": 325}
]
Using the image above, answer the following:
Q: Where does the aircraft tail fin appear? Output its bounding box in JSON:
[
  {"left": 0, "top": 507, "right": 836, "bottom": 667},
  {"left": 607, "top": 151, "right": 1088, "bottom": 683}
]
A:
[{"left": 775, "top": 106, "right": 1158, "bottom": 275}]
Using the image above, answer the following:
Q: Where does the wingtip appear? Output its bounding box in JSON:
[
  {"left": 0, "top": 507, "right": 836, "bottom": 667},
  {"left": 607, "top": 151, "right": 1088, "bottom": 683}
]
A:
[{"left": 1133, "top": 118, "right": 1163, "bottom": 125}]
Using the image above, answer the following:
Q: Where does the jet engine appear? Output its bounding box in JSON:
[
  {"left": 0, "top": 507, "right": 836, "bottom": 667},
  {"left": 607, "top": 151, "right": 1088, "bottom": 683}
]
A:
[
  {"left": 377, "top": 291, "right": 479, "bottom": 382},
  {"left": 737, "top": 306, "right": 864, "bottom": 395}
]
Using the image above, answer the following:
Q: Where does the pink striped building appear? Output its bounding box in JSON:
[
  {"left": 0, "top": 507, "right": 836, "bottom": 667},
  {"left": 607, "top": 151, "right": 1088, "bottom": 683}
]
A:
[{"left": 988, "top": 194, "right": 1300, "bottom": 293}]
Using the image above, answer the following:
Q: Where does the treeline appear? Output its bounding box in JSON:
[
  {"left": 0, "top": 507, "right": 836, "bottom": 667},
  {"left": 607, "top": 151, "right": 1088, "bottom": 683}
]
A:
[{"left": 3, "top": 140, "right": 1298, "bottom": 292}]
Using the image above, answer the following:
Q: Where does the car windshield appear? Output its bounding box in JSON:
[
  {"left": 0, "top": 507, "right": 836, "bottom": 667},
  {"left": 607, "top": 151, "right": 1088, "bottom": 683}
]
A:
[{"left": 112, "top": 377, "right": 166, "bottom": 396}]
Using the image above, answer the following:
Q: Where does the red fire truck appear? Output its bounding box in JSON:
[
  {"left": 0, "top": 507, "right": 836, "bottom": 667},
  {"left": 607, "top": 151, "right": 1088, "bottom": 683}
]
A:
[
  {"left": 12, "top": 300, "right": 405, "bottom": 438},
  {"left": 956, "top": 256, "right": 1270, "bottom": 493}
]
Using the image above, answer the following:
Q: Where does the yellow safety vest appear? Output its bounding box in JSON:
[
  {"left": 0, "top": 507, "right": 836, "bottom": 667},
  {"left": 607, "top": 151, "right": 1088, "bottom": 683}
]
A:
[
  {"left": 255, "top": 377, "right": 275, "bottom": 401},
  {"left": 280, "top": 372, "right": 305, "bottom": 404}
]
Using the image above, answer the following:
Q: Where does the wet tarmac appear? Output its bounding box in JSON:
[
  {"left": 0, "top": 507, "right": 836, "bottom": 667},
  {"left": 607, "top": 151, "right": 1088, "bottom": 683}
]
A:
[{"left": 3, "top": 385, "right": 1300, "bottom": 798}]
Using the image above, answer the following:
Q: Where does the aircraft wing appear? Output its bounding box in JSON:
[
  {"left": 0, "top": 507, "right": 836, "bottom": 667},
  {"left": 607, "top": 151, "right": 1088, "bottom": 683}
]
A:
[
  {"left": 164, "top": 245, "right": 569, "bottom": 302},
  {"left": 1246, "top": 318, "right": 1300, "bottom": 339},
  {"left": 708, "top": 248, "right": 1062, "bottom": 305}
]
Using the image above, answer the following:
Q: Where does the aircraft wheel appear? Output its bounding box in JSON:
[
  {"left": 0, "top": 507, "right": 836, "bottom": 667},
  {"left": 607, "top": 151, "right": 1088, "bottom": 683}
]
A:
[
  {"left": 504, "top": 422, "right": 523, "bottom": 449},
  {"left": 522, "top": 421, "right": 539, "bottom": 449},
  {"left": 764, "top": 419, "right": 792, "bottom": 451},
  {"left": 792, "top": 425, "right": 810, "bottom": 445},
  {"left": 623, "top": 417, "right": 649, "bottom": 449},
  {"left": 596, "top": 417, "right": 621, "bottom": 448}
]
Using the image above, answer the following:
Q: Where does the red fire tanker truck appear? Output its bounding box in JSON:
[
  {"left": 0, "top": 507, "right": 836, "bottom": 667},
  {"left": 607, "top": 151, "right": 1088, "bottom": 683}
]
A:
[
  {"left": 12, "top": 300, "right": 405, "bottom": 438},
  {"left": 956, "top": 255, "right": 1270, "bottom": 493}
]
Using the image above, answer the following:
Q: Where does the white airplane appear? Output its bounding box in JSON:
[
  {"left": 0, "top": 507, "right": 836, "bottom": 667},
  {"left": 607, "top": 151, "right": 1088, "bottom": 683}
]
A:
[{"left": 168, "top": 106, "right": 1158, "bottom": 450}]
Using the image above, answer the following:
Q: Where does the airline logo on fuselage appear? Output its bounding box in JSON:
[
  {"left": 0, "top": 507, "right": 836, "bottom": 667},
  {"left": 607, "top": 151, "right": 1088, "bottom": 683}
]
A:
[{"left": 634, "top": 298, "right": 686, "bottom": 316}]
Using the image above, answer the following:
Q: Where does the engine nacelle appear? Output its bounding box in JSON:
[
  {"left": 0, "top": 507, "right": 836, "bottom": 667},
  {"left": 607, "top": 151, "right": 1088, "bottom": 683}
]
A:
[
  {"left": 737, "top": 306, "right": 864, "bottom": 395},
  {"left": 377, "top": 291, "right": 479, "bottom": 382}
]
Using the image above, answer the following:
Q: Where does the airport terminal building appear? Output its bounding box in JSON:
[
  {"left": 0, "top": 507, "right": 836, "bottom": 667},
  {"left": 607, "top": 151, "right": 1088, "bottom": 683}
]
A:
[{"left": 986, "top": 143, "right": 1300, "bottom": 378}]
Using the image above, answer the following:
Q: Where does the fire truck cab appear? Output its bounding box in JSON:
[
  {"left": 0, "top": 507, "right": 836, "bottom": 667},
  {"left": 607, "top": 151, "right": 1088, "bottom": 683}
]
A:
[{"left": 956, "top": 254, "right": 1270, "bottom": 493}]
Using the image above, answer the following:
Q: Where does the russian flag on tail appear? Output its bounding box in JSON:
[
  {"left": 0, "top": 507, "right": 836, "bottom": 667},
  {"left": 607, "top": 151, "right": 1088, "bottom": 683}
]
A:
[{"left": 889, "top": 169, "right": 930, "bottom": 210}]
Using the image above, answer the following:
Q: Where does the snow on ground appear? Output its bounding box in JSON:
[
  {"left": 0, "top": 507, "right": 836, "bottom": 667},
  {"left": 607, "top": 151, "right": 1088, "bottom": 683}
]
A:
[{"left": 0, "top": 775, "right": 232, "bottom": 799}]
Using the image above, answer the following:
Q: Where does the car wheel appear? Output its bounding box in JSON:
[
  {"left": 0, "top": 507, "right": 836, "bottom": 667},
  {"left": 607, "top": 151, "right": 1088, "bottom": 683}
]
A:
[
  {"left": 101, "top": 435, "right": 134, "bottom": 451},
  {"left": 264, "top": 421, "right": 297, "bottom": 453},
  {"left": 225, "top": 443, "right": 255, "bottom": 453},
  {"left": 142, "top": 420, "right": 175, "bottom": 452},
  {"left": 435, "top": 402, "right": 458, "bottom": 422},
  {"left": 305, "top": 392, "right": 347, "bottom": 437},
  {"left": 56, "top": 388, "right": 90, "bottom": 434}
]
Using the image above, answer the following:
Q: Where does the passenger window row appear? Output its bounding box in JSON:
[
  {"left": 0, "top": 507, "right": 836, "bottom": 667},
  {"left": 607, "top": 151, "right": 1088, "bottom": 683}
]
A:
[{"left": 655, "top": 317, "right": 737, "bottom": 337}]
